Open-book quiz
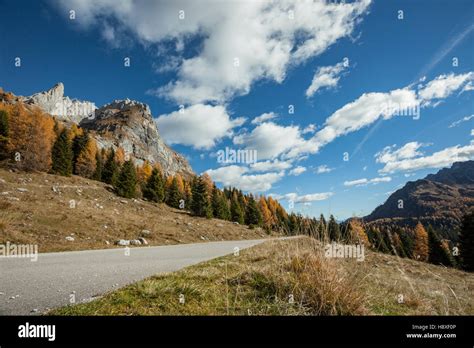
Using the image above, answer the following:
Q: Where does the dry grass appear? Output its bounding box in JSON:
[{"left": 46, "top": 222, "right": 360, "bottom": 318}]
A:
[
  {"left": 50, "top": 237, "right": 474, "bottom": 316},
  {"left": 0, "top": 168, "right": 277, "bottom": 252}
]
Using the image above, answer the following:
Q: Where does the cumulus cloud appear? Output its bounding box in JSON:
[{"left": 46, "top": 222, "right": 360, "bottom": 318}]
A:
[
  {"left": 233, "top": 122, "right": 308, "bottom": 160},
  {"left": 205, "top": 165, "right": 284, "bottom": 192},
  {"left": 377, "top": 141, "right": 474, "bottom": 174},
  {"left": 344, "top": 176, "right": 392, "bottom": 187},
  {"left": 251, "top": 112, "right": 277, "bottom": 125},
  {"left": 418, "top": 72, "right": 474, "bottom": 105},
  {"left": 375, "top": 142, "right": 426, "bottom": 164},
  {"left": 448, "top": 114, "right": 474, "bottom": 128},
  {"left": 54, "top": 0, "right": 371, "bottom": 105},
  {"left": 289, "top": 166, "right": 306, "bottom": 176},
  {"left": 315, "top": 165, "right": 334, "bottom": 174},
  {"left": 285, "top": 71, "right": 473, "bottom": 160},
  {"left": 155, "top": 104, "right": 245, "bottom": 149},
  {"left": 249, "top": 159, "right": 292, "bottom": 172},
  {"left": 306, "top": 60, "right": 349, "bottom": 98},
  {"left": 302, "top": 124, "right": 317, "bottom": 134}
]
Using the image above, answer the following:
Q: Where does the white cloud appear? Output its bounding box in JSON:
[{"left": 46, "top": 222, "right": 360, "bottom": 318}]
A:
[
  {"left": 344, "top": 176, "right": 391, "bottom": 187},
  {"left": 251, "top": 112, "right": 277, "bottom": 125},
  {"left": 315, "top": 165, "right": 333, "bottom": 174},
  {"left": 302, "top": 124, "right": 317, "bottom": 134},
  {"left": 285, "top": 72, "right": 473, "bottom": 160},
  {"left": 471, "top": 129, "right": 474, "bottom": 136},
  {"left": 449, "top": 114, "right": 474, "bottom": 128},
  {"left": 306, "top": 60, "right": 349, "bottom": 98},
  {"left": 233, "top": 122, "right": 308, "bottom": 160},
  {"left": 418, "top": 72, "right": 474, "bottom": 103},
  {"left": 289, "top": 166, "right": 306, "bottom": 176},
  {"left": 249, "top": 159, "right": 292, "bottom": 173},
  {"left": 378, "top": 141, "right": 474, "bottom": 174},
  {"left": 462, "top": 81, "right": 474, "bottom": 93},
  {"left": 304, "top": 88, "right": 419, "bottom": 154},
  {"left": 375, "top": 142, "right": 425, "bottom": 164},
  {"left": 55, "top": 0, "right": 371, "bottom": 105},
  {"left": 272, "top": 192, "right": 334, "bottom": 203},
  {"left": 155, "top": 104, "right": 245, "bottom": 149},
  {"left": 205, "top": 165, "right": 284, "bottom": 192}
]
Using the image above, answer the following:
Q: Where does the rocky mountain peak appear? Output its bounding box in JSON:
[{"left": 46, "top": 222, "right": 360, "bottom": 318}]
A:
[
  {"left": 80, "top": 98, "right": 193, "bottom": 178},
  {"left": 11, "top": 83, "right": 193, "bottom": 178},
  {"left": 101, "top": 99, "right": 152, "bottom": 116},
  {"left": 21, "top": 82, "right": 96, "bottom": 124}
]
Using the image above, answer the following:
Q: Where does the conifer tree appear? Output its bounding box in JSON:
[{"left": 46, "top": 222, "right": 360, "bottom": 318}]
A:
[
  {"left": 374, "top": 228, "right": 391, "bottom": 253},
  {"left": 348, "top": 219, "right": 369, "bottom": 246},
  {"left": 74, "top": 137, "right": 97, "bottom": 178},
  {"left": 115, "top": 160, "right": 137, "bottom": 198},
  {"left": 427, "top": 226, "right": 454, "bottom": 267},
  {"left": 190, "top": 176, "right": 212, "bottom": 218},
  {"left": 412, "top": 222, "right": 429, "bottom": 262},
  {"left": 328, "top": 214, "right": 341, "bottom": 241},
  {"left": 211, "top": 185, "right": 229, "bottom": 220},
  {"left": 143, "top": 167, "right": 165, "bottom": 203},
  {"left": 0, "top": 109, "right": 9, "bottom": 160},
  {"left": 3, "top": 104, "right": 55, "bottom": 172},
  {"left": 51, "top": 128, "right": 73, "bottom": 176},
  {"left": 230, "top": 192, "right": 244, "bottom": 224},
  {"left": 220, "top": 194, "right": 231, "bottom": 220},
  {"left": 317, "top": 214, "right": 327, "bottom": 240},
  {"left": 288, "top": 213, "right": 299, "bottom": 235},
  {"left": 259, "top": 197, "right": 273, "bottom": 230},
  {"left": 399, "top": 228, "right": 414, "bottom": 258},
  {"left": 459, "top": 210, "right": 474, "bottom": 272},
  {"left": 102, "top": 148, "right": 119, "bottom": 185},
  {"left": 245, "top": 195, "right": 262, "bottom": 227},
  {"left": 72, "top": 131, "right": 88, "bottom": 174},
  {"left": 93, "top": 149, "right": 104, "bottom": 181},
  {"left": 166, "top": 176, "right": 182, "bottom": 208}
]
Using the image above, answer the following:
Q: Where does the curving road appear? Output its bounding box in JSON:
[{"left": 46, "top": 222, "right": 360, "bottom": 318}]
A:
[{"left": 0, "top": 239, "right": 270, "bottom": 315}]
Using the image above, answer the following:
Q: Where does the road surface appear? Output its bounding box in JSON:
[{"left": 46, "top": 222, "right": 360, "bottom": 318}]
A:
[{"left": 0, "top": 238, "right": 270, "bottom": 315}]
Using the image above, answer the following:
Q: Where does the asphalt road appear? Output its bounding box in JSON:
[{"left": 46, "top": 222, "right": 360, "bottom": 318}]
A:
[{"left": 0, "top": 239, "right": 269, "bottom": 315}]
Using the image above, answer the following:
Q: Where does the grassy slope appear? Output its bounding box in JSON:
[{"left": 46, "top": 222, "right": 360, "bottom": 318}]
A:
[
  {"left": 51, "top": 237, "right": 474, "bottom": 316},
  {"left": 0, "top": 169, "right": 276, "bottom": 252}
]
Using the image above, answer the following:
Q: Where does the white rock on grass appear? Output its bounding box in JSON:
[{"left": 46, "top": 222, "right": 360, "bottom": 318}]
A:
[
  {"left": 65, "top": 236, "right": 75, "bottom": 242},
  {"left": 138, "top": 237, "right": 148, "bottom": 245},
  {"left": 115, "top": 239, "right": 130, "bottom": 246}
]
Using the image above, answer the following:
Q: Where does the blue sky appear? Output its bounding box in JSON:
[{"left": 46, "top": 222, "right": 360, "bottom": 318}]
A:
[{"left": 1, "top": 0, "right": 473, "bottom": 219}]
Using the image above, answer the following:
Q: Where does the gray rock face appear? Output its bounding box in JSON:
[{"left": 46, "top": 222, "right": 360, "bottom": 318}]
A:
[
  {"left": 21, "top": 83, "right": 96, "bottom": 124},
  {"left": 19, "top": 83, "right": 193, "bottom": 178},
  {"left": 80, "top": 99, "right": 193, "bottom": 178}
]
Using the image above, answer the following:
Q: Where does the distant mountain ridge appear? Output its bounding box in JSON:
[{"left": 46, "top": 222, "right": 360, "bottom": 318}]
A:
[
  {"left": 364, "top": 161, "right": 474, "bottom": 232},
  {"left": 9, "top": 83, "right": 193, "bottom": 177}
]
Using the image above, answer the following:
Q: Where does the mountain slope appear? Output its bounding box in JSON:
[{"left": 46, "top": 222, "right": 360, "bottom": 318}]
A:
[
  {"left": 0, "top": 168, "right": 272, "bottom": 253},
  {"left": 364, "top": 161, "right": 474, "bottom": 232}
]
